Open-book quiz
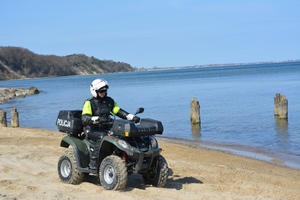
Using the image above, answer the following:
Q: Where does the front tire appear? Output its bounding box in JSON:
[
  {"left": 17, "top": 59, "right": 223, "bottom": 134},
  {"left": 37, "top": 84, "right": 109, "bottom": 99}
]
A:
[
  {"left": 143, "top": 155, "right": 169, "bottom": 187},
  {"left": 99, "top": 155, "right": 127, "bottom": 190},
  {"left": 58, "top": 150, "right": 84, "bottom": 185}
]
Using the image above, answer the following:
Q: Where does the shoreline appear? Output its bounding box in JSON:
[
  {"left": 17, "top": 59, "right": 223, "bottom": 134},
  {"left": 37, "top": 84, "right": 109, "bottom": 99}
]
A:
[
  {"left": 158, "top": 136, "right": 300, "bottom": 170},
  {"left": 3, "top": 124, "right": 300, "bottom": 170},
  {"left": 0, "top": 127, "right": 300, "bottom": 200},
  {"left": 1, "top": 127, "right": 300, "bottom": 199},
  {"left": 2, "top": 125, "right": 300, "bottom": 170}
]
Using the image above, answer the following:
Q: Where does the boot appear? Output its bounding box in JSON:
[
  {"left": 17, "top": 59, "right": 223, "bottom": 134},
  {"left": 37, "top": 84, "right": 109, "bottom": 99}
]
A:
[
  {"left": 89, "top": 158, "right": 97, "bottom": 170},
  {"left": 89, "top": 140, "right": 100, "bottom": 170}
]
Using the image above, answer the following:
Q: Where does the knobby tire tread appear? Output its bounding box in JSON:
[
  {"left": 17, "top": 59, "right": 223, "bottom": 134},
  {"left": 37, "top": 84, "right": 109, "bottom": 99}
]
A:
[
  {"left": 58, "top": 150, "right": 84, "bottom": 185},
  {"left": 100, "top": 155, "right": 127, "bottom": 190}
]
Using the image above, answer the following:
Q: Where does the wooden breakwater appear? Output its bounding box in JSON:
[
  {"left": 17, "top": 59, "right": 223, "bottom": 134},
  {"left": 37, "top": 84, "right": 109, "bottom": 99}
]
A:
[
  {"left": 274, "top": 93, "right": 288, "bottom": 119},
  {"left": 190, "top": 93, "right": 288, "bottom": 123},
  {"left": 0, "top": 110, "right": 7, "bottom": 127},
  {"left": 0, "top": 108, "right": 19, "bottom": 127},
  {"left": 189, "top": 93, "right": 288, "bottom": 139},
  {"left": 1, "top": 93, "right": 289, "bottom": 130},
  {"left": 0, "top": 87, "right": 40, "bottom": 127},
  {"left": 190, "top": 98, "right": 201, "bottom": 124}
]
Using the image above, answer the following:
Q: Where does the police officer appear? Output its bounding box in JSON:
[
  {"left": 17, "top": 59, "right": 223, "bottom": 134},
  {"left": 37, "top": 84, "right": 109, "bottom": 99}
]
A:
[{"left": 82, "top": 78, "right": 140, "bottom": 170}]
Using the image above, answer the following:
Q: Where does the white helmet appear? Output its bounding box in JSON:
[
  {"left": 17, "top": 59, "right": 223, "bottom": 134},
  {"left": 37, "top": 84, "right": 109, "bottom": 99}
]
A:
[{"left": 90, "top": 78, "right": 109, "bottom": 97}]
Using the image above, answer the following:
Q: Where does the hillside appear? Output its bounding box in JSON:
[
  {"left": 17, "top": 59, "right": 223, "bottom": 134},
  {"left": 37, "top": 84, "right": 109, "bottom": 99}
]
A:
[{"left": 0, "top": 46, "right": 134, "bottom": 80}]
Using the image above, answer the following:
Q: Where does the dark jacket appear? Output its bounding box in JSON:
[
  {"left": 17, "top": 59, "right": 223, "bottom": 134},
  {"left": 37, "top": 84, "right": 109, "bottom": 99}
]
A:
[{"left": 81, "top": 96, "right": 129, "bottom": 130}]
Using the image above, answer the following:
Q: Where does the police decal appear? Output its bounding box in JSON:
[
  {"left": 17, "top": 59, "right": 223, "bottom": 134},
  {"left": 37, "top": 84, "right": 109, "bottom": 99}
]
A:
[{"left": 57, "top": 118, "right": 71, "bottom": 127}]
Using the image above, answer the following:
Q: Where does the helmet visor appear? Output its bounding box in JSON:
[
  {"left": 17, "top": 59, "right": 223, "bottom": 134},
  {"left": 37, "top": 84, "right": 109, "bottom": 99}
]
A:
[
  {"left": 97, "top": 89, "right": 107, "bottom": 93},
  {"left": 97, "top": 86, "right": 108, "bottom": 93}
]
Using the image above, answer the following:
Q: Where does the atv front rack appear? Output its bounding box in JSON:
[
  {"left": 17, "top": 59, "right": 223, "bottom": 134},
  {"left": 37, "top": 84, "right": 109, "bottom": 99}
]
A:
[{"left": 112, "top": 118, "right": 163, "bottom": 137}]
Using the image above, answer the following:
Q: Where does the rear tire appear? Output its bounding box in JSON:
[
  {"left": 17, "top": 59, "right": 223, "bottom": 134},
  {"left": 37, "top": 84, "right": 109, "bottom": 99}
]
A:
[
  {"left": 58, "top": 150, "right": 84, "bottom": 185},
  {"left": 143, "top": 155, "right": 168, "bottom": 187},
  {"left": 99, "top": 155, "right": 127, "bottom": 190}
]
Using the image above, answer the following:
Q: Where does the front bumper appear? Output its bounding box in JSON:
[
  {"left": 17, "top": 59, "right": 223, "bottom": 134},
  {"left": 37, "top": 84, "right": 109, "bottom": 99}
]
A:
[{"left": 130, "top": 147, "right": 162, "bottom": 173}]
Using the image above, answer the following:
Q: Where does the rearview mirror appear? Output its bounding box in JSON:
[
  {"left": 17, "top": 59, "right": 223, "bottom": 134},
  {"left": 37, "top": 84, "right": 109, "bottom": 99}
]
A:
[{"left": 135, "top": 107, "right": 144, "bottom": 115}]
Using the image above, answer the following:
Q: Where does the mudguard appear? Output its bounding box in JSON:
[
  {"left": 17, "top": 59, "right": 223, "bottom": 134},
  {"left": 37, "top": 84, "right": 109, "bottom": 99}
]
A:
[
  {"left": 60, "top": 135, "right": 90, "bottom": 169},
  {"left": 100, "top": 136, "right": 135, "bottom": 156}
]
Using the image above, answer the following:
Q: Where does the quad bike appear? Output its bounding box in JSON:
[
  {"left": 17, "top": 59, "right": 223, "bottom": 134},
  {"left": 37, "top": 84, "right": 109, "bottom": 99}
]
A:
[{"left": 56, "top": 107, "right": 169, "bottom": 190}]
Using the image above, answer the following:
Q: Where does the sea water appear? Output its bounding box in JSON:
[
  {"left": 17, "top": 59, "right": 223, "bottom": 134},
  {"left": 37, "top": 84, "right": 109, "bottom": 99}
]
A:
[{"left": 1, "top": 62, "right": 300, "bottom": 168}]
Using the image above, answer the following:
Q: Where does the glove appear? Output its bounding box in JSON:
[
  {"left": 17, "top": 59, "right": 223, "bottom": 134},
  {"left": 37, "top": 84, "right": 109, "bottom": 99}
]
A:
[
  {"left": 126, "top": 114, "right": 135, "bottom": 121},
  {"left": 132, "top": 116, "right": 140, "bottom": 123},
  {"left": 126, "top": 114, "right": 140, "bottom": 123},
  {"left": 91, "top": 116, "right": 99, "bottom": 124}
]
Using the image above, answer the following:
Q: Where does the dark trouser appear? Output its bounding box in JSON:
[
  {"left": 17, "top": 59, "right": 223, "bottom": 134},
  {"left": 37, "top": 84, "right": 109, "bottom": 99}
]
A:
[{"left": 86, "top": 130, "right": 107, "bottom": 170}]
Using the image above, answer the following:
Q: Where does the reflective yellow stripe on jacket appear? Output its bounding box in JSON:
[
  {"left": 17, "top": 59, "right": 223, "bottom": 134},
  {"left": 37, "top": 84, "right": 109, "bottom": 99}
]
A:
[
  {"left": 112, "top": 101, "right": 120, "bottom": 114},
  {"left": 82, "top": 101, "right": 92, "bottom": 115}
]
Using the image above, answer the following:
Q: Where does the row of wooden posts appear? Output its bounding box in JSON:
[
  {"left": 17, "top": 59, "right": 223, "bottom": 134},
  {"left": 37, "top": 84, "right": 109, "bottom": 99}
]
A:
[
  {"left": 0, "top": 108, "right": 19, "bottom": 127},
  {"left": 190, "top": 93, "right": 288, "bottom": 124},
  {"left": 0, "top": 93, "right": 288, "bottom": 128}
]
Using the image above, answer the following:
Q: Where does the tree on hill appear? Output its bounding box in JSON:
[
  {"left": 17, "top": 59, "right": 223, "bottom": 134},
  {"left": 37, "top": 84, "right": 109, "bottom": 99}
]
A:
[{"left": 0, "top": 46, "right": 134, "bottom": 80}]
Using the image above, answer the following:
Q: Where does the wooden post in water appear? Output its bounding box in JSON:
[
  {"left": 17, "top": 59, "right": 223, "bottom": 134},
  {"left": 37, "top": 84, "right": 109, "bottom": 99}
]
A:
[
  {"left": 274, "top": 93, "right": 288, "bottom": 119},
  {"left": 11, "top": 108, "right": 19, "bottom": 127},
  {"left": 190, "top": 98, "right": 201, "bottom": 124},
  {"left": 0, "top": 110, "right": 7, "bottom": 127}
]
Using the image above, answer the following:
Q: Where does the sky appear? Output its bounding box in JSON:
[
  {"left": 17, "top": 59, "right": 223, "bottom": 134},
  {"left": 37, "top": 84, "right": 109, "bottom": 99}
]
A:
[{"left": 1, "top": 0, "right": 299, "bottom": 68}]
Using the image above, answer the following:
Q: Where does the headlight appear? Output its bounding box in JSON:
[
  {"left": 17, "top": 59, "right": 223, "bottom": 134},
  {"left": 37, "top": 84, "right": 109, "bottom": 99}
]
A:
[
  {"left": 118, "top": 140, "right": 130, "bottom": 149},
  {"left": 150, "top": 136, "right": 158, "bottom": 149}
]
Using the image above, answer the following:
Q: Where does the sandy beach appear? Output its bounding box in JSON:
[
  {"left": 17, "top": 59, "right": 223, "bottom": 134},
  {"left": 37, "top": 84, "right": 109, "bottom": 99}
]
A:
[{"left": 0, "top": 127, "right": 299, "bottom": 200}]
